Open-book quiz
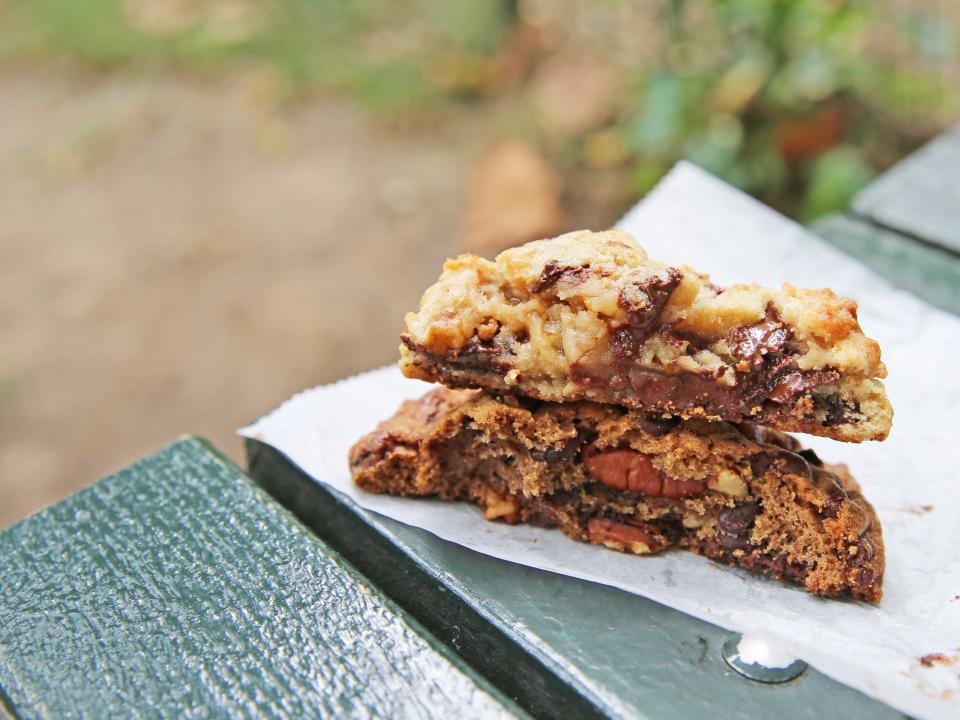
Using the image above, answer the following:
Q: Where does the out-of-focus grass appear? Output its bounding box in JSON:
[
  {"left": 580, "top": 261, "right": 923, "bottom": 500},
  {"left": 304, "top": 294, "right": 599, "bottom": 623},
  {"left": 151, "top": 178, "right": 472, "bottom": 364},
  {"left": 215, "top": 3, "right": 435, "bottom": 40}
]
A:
[
  {"left": 1, "top": 0, "right": 956, "bottom": 219},
  {"left": 0, "top": 0, "right": 513, "bottom": 110}
]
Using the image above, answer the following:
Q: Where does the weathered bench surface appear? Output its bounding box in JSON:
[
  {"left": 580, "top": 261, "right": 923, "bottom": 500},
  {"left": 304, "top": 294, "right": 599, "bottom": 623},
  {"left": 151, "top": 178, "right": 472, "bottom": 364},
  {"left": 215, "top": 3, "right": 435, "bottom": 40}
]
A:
[
  {"left": 0, "top": 439, "right": 521, "bottom": 719},
  {"left": 1, "top": 127, "right": 957, "bottom": 719}
]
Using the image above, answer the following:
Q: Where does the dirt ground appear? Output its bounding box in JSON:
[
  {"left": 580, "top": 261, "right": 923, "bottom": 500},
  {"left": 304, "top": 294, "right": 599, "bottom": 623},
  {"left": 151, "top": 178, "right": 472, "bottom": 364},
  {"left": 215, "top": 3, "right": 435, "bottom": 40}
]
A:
[{"left": 0, "top": 65, "right": 619, "bottom": 527}]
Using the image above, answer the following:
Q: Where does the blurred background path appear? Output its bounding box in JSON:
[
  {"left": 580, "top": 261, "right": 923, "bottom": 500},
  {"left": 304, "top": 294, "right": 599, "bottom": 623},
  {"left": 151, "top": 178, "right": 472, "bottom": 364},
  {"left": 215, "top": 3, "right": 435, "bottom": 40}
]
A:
[{"left": 1, "top": 0, "right": 957, "bottom": 525}]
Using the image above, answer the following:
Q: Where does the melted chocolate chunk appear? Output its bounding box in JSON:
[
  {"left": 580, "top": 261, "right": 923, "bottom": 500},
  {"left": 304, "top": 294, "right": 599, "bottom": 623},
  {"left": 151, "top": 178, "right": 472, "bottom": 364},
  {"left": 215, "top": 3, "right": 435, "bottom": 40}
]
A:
[
  {"left": 617, "top": 268, "right": 682, "bottom": 335},
  {"left": 573, "top": 362, "right": 841, "bottom": 424},
  {"left": 530, "top": 428, "right": 596, "bottom": 465},
  {"left": 822, "top": 484, "right": 847, "bottom": 518},
  {"left": 799, "top": 448, "right": 823, "bottom": 466},
  {"left": 729, "top": 318, "right": 790, "bottom": 367},
  {"left": 749, "top": 453, "right": 774, "bottom": 478},
  {"left": 849, "top": 535, "right": 876, "bottom": 567},
  {"left": 608, "top": 327, "right": 643, "bottom": 367},
  {"left": 856, "top": 567, "right": 876, "bottom": 589},
  {"left": 738, "top": 354, "right": 791, "bottom": 404},
  {"left": 531, "top": 261, "right": 593, "bottom": 293},
  {"left": 636, "top": 415, "right": 680, "bottom": 437},
  {"left": 741, "top": 552, "right": 810, "bottom": 585},
  {"left": 605, "top": 270, "right": 683, "bottom": 371},
  {"left": 776, "top": 450, "right": 813, "bottom": 480},
  {"left": 718, "top": 502, "right": 760, "bottom": 534},
  {"left": 718, "top": 532, "right": 752, "bottom": 551},
  {"left": 627, "top": 368, "right": 741, "bottom": 413},
  {"left": 813, "top": 393, "right": 859, "bottom": 426},
  {"left": 768, "top": 369, "right": 840, "bottom": 405}
]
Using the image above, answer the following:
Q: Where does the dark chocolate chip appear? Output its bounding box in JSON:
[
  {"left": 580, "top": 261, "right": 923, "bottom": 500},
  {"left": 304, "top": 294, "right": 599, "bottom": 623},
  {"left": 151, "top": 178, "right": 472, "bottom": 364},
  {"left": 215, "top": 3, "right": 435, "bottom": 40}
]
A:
[
  {"left": 849, "top": 536, "right": 876, "bottom": 567},
  {"left": 799, "top": 448, "right": 823, "bottom": 466},
  {"left": 728, "top": 318, "right": 790, "bottom": 366},
  {"left": 636, "top": 415, "right": 680, "bottom": 436},
  {"left": 749, "top": 454, "right": 774, "bottom": 478},
  {"left": 750, "top": 552, "right": 809, "bottom": 584},
  {"left": 531, "top": 261, "right": 565, "bottom": 293},
  {"left": 857, "top": 567, "right": 876, "bottom": 588},
  {"left": 813, "top": 393, "right": 859, "bottom": 427},
  {"left": 531, "top": 444, "right": 571, "bottom": 465},
  {"left": 822, "top": 485, "right": 846, "bottom": 518},
  {"left": 777, "top": 450, "right": 812, "bottom": 480},
  {"left": 718, "top": 532, "right": 751, "bottom": 551},
  {"left": 767, "top": 369, "right": 839, "bottom": 405},
  {"left": 618, "top": 269, "right": 681, "bottom": 320},
  {"left": 531, "top": 428, "right": 596, "bottom": 465},
  {"left": 531, "top": 261, "right": 592, "bottom": 293},
  {"left": 718, "top": 502, "right": 760, "bottom": 534},
  {"left": 616, "top": 268, "right": 682, "bottom": 340}
]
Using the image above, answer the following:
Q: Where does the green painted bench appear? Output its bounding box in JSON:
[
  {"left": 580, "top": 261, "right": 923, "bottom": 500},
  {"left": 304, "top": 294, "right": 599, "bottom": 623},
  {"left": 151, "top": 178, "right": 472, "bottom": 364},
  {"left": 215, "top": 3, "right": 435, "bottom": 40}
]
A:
[
  {"left": 2, "top": 128, "right": 957, "bottom": 719},
  {"left": 0, "top": 439, "right": 523, "bottom": 720}
]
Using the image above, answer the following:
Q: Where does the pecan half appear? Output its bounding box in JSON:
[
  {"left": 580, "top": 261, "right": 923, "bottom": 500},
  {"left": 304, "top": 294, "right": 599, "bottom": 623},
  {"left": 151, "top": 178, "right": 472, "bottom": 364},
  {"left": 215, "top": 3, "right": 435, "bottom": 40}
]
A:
[{"left": 584, "top": 449, "right": 705, "bottom": 498}]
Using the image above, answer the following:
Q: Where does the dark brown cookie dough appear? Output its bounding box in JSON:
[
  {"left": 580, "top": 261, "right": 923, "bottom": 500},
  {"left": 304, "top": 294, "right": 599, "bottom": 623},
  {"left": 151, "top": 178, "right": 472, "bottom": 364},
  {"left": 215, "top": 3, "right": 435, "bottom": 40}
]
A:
[{"left": 350, "top": 387, "right": 885, "bottom": 602}]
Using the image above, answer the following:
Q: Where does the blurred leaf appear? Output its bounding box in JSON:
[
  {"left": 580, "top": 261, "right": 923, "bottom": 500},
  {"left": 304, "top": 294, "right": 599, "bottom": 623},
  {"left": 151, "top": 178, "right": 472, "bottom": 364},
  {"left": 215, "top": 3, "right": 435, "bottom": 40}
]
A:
[
  {"left": 800, "top": 145, "right": 873, "bottom": 221},
  {"left": 708, "top": 51, "right": 772, "bottom": 113},
  {"left": 628, "top": 158, "right": 668, "bottom": 197},
  {"left": 427, "top": 0, "right": 510, "bottom": 54},
  {"left": 625, "top": 73, "right": 684, "bottom": 155},
  {"left": 683, "top": 133, "right": 739, "bottom": 182},
  {"left": 582, "top": 128, "right": 630, "bottom": 169},
  {"left": 355, "top": 60, "right": 440, "bottom": 112},
  {"left": 908, "top": 12, "right": 956, "bottom": 61}
]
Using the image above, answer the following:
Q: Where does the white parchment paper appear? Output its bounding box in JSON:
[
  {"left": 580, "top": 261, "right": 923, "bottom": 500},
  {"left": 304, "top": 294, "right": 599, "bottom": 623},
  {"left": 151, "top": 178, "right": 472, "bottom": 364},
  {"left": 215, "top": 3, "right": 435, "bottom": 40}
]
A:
[{"left": 241, "top": 163, "right": 960, "bottom": 719}]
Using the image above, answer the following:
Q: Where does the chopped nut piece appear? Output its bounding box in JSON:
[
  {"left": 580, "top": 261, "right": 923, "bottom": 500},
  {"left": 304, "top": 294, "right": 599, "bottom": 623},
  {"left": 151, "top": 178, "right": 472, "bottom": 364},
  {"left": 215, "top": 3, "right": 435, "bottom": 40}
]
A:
[
  {"left": 709, "top": 469, "right": 749, "bottom": 498},
  {"left": 476, "top": 318, "right": 500, "bottom": 341},
  {"left": 484, "top": 488, "right": 520, "bottom": 524},
  {"left": 584, "top": 449, "right": 706, "bottom": 498},
  {"left": 587, "top": 518, "right": 657, "bottom": 554}
]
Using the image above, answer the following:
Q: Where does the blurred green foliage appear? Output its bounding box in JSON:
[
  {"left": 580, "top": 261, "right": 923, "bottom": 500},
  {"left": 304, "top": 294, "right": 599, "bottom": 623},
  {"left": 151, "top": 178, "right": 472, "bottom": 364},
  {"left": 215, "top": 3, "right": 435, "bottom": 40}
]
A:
[
  {"left": 1, "top": 0, "right": 956, "bottom": 219},
  {"left": 618, "top": 0, "right": 957, "bottom": 217},
  {"left": 0, "top": 0, "right": 511, "bottom": 108}
]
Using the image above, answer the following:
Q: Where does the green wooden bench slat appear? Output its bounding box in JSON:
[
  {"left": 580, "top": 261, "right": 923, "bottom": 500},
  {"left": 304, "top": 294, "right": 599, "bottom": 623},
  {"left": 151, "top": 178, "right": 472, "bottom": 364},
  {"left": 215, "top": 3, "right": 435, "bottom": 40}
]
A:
[
  {"left": 247, "top": 440, "right": 900, "bottom": 720},
  {"left": 852, "top": 125, "right": 960, "bottom": 254},
  {"left": 814, "top": 213, "right": 960, "bottom": 315},
  {"left": 0, "top": 438, "right": 523, "bottom": 720}
]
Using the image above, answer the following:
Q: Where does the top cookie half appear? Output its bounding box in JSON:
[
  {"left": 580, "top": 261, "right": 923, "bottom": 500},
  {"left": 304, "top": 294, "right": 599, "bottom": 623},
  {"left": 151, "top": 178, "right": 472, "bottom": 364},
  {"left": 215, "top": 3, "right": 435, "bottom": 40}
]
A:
[{"left": 400, "top": 230, "right": 892, "bottom": 442}]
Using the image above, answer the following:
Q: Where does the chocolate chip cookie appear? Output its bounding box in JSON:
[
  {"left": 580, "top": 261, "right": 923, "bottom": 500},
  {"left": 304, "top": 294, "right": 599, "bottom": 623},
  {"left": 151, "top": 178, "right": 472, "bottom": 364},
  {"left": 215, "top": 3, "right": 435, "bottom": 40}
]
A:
[
  {"left": 350, "top": 387, "right": 884, "bottom": 602},
  {"left": 399, "top": 229, "right": 892, "bottom": 442}
]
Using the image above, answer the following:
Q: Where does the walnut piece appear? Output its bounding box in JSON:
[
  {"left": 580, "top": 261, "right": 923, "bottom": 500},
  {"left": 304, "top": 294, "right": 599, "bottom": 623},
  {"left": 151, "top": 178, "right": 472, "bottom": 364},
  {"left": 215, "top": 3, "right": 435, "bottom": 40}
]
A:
[
  {"left": 586, "top": 518, "right": 661, "bottom": 554},
  {"left": 483, "top": 488, "right": 520, "bottom": 524}
]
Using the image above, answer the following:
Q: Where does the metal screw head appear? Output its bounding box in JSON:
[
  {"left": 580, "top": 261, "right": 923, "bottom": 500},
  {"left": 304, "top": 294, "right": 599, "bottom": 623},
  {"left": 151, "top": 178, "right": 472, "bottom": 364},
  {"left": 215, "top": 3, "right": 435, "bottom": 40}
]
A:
[{"left": 722, "top": 633, "right": 808, "bottom": 684}]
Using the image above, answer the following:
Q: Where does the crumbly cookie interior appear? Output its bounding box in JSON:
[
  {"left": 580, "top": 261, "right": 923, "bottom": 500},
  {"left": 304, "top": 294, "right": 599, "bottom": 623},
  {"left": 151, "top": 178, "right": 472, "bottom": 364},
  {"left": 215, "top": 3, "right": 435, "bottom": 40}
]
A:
[{"left": 350, "top": 388, "right": 884, "bottom": 602}]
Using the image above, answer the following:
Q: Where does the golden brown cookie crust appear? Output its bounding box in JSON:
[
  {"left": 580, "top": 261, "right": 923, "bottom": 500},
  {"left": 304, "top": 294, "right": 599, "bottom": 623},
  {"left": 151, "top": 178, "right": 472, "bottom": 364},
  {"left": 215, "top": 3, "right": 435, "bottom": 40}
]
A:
[{"left": 399, "top": 230, "right": 892, "bottom": 442}]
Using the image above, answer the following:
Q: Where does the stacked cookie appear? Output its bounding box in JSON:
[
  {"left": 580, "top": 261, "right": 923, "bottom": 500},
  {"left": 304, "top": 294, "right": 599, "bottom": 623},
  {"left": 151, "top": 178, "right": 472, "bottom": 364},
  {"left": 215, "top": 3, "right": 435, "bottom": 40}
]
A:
[{"left": 349, "top": 230, "right": 890, "bottom": 602}]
